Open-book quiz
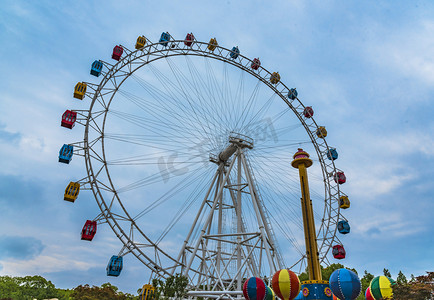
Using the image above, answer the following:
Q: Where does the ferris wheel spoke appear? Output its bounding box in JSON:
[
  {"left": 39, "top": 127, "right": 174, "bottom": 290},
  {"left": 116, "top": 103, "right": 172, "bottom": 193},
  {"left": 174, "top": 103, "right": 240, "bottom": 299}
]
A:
[
  {"left": 147, "top": 62, "right": 218, "bottom": 146},
  {"left": 179, "top": 56, "right": 227, "bottom": 138},
  {"left": 202, "top": 57, "right": 229, "bottom": 135},
  {"left": 115, "top": 88, "right": 207, "bottom": 144},
  {"left": 132, "top": 166, "right": 211, "bottom": 221},
  {"left": 155, "top": 171, "right": 212, "bottom": 245},
  {"left": 233, "top": 80, "right": 262, "bottom": 131},
  {"left": 127, "top": 76, "right": 211, "bottom": 144},
  {"left": 242, "top": 95, "right": 275, "bottom": 131},
  {"left": 107, "top": 110, "right": 203, "bottom": 147}
]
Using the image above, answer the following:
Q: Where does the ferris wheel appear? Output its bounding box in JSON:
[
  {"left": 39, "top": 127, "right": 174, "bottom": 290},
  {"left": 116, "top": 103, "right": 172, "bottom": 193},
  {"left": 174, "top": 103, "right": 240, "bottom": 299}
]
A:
[{"left": 59, "top": 32, "right": 351, "bottom": 293}]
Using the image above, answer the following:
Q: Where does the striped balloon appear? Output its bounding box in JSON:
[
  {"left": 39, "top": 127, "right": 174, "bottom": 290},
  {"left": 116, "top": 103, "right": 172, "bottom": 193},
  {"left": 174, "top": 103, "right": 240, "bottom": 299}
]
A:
[
  {"left": 265, "top": 285, "right": 275, "bottom": 300},
  {"left": 369, "top": 276, "right": 395, "bottom": 300},
  {"left": 243, "top": 277, "right": 267, "bottom": 300},
  {"left": 365, "top": 286, "right": 374, "bottom": 300},
  {"left": 329, "top": 269, "right": 361, "bottom": 300},
  {"left": 271, "top": 269, "right": 301, "bottom": 300}
]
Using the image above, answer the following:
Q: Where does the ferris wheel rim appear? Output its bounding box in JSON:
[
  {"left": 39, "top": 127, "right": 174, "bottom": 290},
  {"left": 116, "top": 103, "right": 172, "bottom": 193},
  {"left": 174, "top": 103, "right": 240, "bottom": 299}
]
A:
[{"left": 82, "top": 38, "right": 345, "bottom": 277}]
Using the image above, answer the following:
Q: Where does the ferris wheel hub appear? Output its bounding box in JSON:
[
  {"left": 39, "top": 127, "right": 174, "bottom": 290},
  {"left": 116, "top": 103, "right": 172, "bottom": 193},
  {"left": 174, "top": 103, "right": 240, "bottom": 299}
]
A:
[{"left": 216, "top": 132, "right": 253, "bottom": 162}]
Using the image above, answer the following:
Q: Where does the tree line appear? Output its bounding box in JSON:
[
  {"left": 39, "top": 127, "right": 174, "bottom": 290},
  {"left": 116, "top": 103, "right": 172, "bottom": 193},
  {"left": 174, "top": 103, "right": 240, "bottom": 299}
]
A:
[{"left": 0, "top": 267, "right": 432, "bottom": 300}]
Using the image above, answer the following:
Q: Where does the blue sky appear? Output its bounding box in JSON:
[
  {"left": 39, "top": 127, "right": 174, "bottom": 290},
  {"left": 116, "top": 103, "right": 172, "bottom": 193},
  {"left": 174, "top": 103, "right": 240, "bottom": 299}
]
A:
[{"left": 1, "top": 0, "right": 434, "bottom": 294}]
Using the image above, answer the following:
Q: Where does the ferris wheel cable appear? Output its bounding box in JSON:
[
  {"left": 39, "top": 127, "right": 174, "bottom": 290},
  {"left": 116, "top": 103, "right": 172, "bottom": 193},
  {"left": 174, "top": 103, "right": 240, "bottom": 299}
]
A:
[
  {"left": 246, "top": 158, "right": 306, "bottom": 224},
  {"left": 150, "top": 60, "right": 220, "bottom": 147},
  {"left": 115, "top": 161, "right": 206, "bottom": 193},
  {"left": 103, "top": 135, "right": 210, "bottom": 158},
  {"left": 115, "top": 89, "right": 208, "bottom": 145},
  {"left": 181, "top": 56, "right": 230, "bottom": 138},
  {"left": 242, "top": 183, "right": 302, "bottom": 255},
  {"left": 202, "top": 56, "right": 235, "bottom": 136},
  {"left": 253, "top": 141, "right": 312, "bottom": 151},
  {"left": 167, "top": 55, "right": 226, "bottom": 132},
  {"left": 104, "top": 135, "right": 208, "bottom": 156},
  {"left": 103, "top": 149, "right": 210, "bottom": 164},
  {"left": 109, "top": 102, "right": 203, "bottom": 147},
  {"left": 268, "top": 211, "right": 304, "bottom": 256},
  {"left": 132, "top": 166, "right": 210, "bottom": 222},
  {"left": 127, "top": 77, "right": 215, "bottom": 146},
  {"left": 156, "top": 169, "right": 212, "bottom": 244},
  {"left": 181, "top": 54, "right": 226, "bottom": 138},
  {"left": 108, "top": 108, "right": 203, "bottom": 140},
  {"left": 272, "top": 123, "right": 304, "bottom": 135},
  {"left": 240, "top": 92, "right": 277, "bottom": 134},
  {"left": 232, "top": 80, "right": 262, "bottom": 131}
]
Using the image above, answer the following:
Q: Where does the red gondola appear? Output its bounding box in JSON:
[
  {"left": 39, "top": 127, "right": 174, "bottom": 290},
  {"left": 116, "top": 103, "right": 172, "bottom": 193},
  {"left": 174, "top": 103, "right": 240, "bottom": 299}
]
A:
[
  {"left": 251, "top": 58, "right": 261, "bottom": 70},
  {"left": 334, "top": 171, "right": 346, "bottom": 184},
  {"left": 303, "top": 106, "right": 314, "bottom": 118},
  {"left": 112, "top": 45, "right": 123, "bottom": 61},
  {"left": 184, "top": 33, "right": 195, "bottom": 46},
  {"left": 332, "top": 245, "right": 346, "bottom": 259},
  {"left": 81, "top": 220, "right": 97, "bottom": 241},
  {"left": 61, "top": 110, "right": 77, "bottom": 129}
]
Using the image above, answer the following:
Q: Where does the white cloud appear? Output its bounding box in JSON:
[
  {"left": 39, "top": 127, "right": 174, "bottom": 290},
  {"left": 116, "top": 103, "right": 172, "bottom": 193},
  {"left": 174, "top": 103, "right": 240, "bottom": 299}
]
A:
[{"left": 365, "top": 20, "right": 434, "bottom": 87}]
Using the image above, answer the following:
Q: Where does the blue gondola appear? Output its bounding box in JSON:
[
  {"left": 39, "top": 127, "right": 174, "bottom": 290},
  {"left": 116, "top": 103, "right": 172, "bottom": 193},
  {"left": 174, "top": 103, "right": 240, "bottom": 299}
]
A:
[
  {"left": 338, "top": 220, "right": 350, "bottom": 234},
  {"left": 58, "top": 144, "right": 73, "bottom": 164},
  {"left": 230, "top": 46, "right": 240, "bottom": 59},
  {"left": 288, "top": 88, "right": 298, "bottom": 100},
  {"left": 90, "top": 60, "right": 103, "bottom": 77},
  {"left": 106, "top": 255, "right": 123, "bottom": 276},
  {"left": 327, "top": 148, "right": 338, "bottom": 160},
  {"left": 159, "top": 32, "right": 171, "bottom": 47}
]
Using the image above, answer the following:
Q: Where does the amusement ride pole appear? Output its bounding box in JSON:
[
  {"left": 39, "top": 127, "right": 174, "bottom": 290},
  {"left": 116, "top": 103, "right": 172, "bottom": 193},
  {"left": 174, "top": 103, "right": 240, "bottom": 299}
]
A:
[
  {"left": 291, "top": 148, "right": 322, "bottom": 281},
  {"left": 291, "top": 148, "right": 332, "bottom": 300}
]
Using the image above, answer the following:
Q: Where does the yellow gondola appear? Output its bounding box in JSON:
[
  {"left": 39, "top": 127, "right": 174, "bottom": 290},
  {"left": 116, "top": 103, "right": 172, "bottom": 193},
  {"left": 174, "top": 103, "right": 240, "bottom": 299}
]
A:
[
  {"left": 64, "top": 182, "right": 80, "bottom": 202},
  {"left": 208, "top": 38, "right": 218, "bottom": 51},
  {"left": 73, "top": 82, "right": 87, "bottom": 100},
  {"left": 136, "top": 36, "right": 147, "bottom": 49},
  {"left": 316, "top": 126, "right": 327, "bottom": 138},
  {"left": 140, "top": 284, "right": 155, "bottom": 300},
  {"left": 339, "top": 196, "right": 350, "bottom": 209},
  {"left": 270, "top": 72, "right": 280, "bottom": 84}
]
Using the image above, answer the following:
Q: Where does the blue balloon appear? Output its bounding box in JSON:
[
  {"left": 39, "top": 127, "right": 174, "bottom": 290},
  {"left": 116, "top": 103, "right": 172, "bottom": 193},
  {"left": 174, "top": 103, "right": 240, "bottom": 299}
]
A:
[{"left": 329, "top": 269, "right": 361, "bottom": 300}]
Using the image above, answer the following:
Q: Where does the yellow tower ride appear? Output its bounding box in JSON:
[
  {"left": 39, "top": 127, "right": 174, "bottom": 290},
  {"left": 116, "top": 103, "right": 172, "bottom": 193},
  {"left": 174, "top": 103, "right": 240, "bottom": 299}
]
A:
[{"left": 291, "top": 148, "right": 331, "bottom": 299}]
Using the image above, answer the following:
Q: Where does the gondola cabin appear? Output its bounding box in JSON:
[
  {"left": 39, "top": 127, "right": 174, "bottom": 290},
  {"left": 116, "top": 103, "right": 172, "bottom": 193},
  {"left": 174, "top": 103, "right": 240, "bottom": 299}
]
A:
[
  {"left": 159, "top": 32, "right": 171, "bottom": 47},
  {"left": 90, "top": 60, "right": 103, "bottom": 77},
  {"left": 135, "top": 36, "right": 147, "bottom": 49},
  {"left": 73, "top": 82, "right": 87, "bottom": 100},
  {"left": 64, "top": 182, "right": 80, "bottom": 202},
  {"left": 81, "top": 220, "right": 97, "bottom": 241},
  {"left": 288, "top": 88, "right": 298, "bottom": 100},
  {"left": 208, "top": 38, "right": 218, "bottom": 51},
  {"left": 59, "top": 144, "right": 73, "bottom": 164},
  {"left": 251, "top": 58, "right": 261, "bottom": 70},
  {"left": 61, "top": 110, "right": 77, "bottom": 129},
  {"left": 338, "top": 220, "right": 350, "bottom": 234},
  {"left": 332, "top": 245, "right": 346, "bottom": 259},
  {"left": 112, "top": 45, "right": 123, "bottom": 61},
  {"left": 339, "top": 196, "right": 350, "bottom": 209},
  {"left": 184, "top": 33, "right": 195, "bottom": 46},
  {"left": 303, "top": 106, "right": 314, "bottom": 118},
  {"left": 316, "top": 126, "right": 327, "bottom": 138},
  {"left": 334, "top": 171, "right": 346, "bottom": 184},
  {"left": 107, "top": 255, "right": 123, "bottom": 276},
  {"left": 327, "top": 148, "right": 338, "bottom": 160},
  {"left": 270, "top": 72, "right": 281, "bottom": 84},
  {"left": 140, "top": 284, "right": 155, "bottom": 300},
  {"left": 230, "top": 46, "right": 240, "bottom": 59}
]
